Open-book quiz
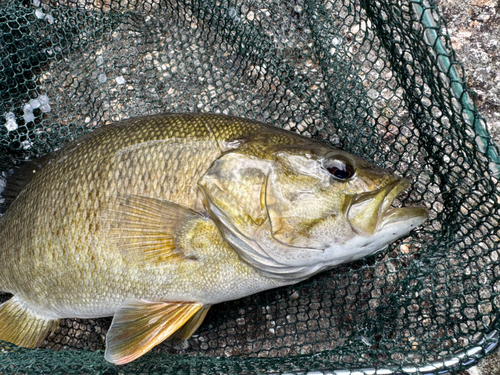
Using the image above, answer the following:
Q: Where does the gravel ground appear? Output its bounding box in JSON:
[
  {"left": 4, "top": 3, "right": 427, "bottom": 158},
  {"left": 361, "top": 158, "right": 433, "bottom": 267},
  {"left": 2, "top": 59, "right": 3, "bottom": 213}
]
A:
[
  {"left": 436, "top": 0, "right": 500, "bottom": 374},
  {"left": 436, "top": 0, "right": 500, "bottom": 143}
]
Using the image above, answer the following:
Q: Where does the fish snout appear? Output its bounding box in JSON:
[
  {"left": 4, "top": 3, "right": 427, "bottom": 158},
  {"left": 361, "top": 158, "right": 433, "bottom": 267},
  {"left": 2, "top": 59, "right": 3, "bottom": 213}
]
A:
[{"left": 345, "top": 179, "right": 411, "bottom": 236}]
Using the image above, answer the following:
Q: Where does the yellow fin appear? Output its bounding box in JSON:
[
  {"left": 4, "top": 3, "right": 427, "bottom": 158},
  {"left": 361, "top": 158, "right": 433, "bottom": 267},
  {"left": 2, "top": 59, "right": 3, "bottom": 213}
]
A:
[
  {"left": 105, "top": 299, "right": 203, "bottom": 365},
  {"left": 169, "top": 305, "right": 211, "bottom": 350},
  {"left": 102, "top": 195, "right": 204, "bottom": 264},
  {"left": 172, "top": 305, "right": 210, "bottom": 340},
  {"left": 0, "top": 297, "right": 59, "bottom": 348}
]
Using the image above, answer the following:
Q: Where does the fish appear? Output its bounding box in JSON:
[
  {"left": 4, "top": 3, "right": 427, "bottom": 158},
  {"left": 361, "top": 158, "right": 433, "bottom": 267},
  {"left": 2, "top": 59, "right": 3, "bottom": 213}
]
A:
[{"left": 0, "top": 113, "right": 428, "bottom": 364}]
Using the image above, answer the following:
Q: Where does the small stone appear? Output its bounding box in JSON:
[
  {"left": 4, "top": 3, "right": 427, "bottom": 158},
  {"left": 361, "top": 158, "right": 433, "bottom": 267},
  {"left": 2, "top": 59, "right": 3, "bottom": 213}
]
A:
[
  {"left": 332, "top": 37, "right": 343, "bottom": 46},
  {"left": 400, "top": 244, "right": 411, "bottom": 254},
  {"left": 22, "top": 140, "right": 33, "bottom": 150},
  {"left": 29, "top": 99, "right": 41, "bottom": 109},
  {"left": 4, "top": 112, "right": 18, "bottom": 132},
  {"left": 35, "top": 9, "right": 45, "bottom": 19}
]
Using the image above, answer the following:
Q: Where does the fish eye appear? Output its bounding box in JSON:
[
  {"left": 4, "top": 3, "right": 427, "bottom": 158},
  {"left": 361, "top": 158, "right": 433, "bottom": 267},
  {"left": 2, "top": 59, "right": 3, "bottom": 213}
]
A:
[{"left": 323, "top": 157, "right": 355, "bottom": 180}]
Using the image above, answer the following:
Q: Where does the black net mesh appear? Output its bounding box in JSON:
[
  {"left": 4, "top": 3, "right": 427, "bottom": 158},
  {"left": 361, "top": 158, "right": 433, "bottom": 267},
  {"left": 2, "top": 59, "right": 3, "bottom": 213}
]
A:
[{"left": 1, "top": 0, "right": 500, "bottom": 374}]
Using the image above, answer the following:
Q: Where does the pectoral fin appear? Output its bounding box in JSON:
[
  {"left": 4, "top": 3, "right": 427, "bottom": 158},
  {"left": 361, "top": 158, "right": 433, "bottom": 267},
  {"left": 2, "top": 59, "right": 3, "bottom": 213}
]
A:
[
  {"left": 105, "top": 300, "right": 203, "bottom": 365},
  {"left": 0, "top": 297, "right": 59, "bottom": 348},
  {"left": 102, "top": 195, "right": 205, "bottom": 264}
]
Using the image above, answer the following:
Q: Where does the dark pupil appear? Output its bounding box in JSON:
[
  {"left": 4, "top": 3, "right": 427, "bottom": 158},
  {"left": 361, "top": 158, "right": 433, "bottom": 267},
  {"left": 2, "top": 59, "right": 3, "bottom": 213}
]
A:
[{"left": 326, "top": 160, "right": 354, "bottom": 180}]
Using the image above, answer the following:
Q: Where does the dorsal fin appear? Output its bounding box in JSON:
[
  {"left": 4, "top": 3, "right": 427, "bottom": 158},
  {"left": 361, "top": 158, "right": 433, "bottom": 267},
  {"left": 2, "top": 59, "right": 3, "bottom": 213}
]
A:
[{"left": 0, "top": 154, "right": 52, "bottom": 213}]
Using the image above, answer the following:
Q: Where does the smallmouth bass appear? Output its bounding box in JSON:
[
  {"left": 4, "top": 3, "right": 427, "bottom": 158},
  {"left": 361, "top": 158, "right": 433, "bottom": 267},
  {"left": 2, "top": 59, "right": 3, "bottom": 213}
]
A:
[{"left": 0, "top": 113, "right": 428, "bottom": 364}]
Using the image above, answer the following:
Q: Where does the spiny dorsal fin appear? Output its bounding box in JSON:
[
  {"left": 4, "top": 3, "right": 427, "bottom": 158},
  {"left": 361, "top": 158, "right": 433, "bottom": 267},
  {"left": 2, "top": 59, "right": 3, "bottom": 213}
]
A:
[
  {"left": 102, "top": 195, "right": 204, "bottom": 264},
  {"left": 0, "top": 154, "right": 52, "bottom": 213},
  {"left": 0, "top": 297, "right": 59, "bottom": 348},
  {"left": 105, "top": 299, "right": 203, "bottom": 365}
]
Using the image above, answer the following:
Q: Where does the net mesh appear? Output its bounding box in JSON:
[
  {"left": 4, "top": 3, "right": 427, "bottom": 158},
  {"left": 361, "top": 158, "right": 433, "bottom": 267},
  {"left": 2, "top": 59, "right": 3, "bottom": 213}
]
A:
[{"left": 1, "top": 0, "right": 499, "bottom": 373}]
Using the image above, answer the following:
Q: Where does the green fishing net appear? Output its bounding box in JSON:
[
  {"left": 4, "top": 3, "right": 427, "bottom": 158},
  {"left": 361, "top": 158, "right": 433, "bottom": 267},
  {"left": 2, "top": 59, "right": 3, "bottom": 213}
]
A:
[{"left": 1, "top": 0, "right": 499, "bottom": 373}]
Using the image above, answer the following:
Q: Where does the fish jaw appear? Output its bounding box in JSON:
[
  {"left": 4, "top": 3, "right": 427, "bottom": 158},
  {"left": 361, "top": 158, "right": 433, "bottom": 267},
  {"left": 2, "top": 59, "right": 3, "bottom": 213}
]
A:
[
  {"left": 346, "top": 178, "right": 410, "bottom": 236},
  {"left": 220, "top": 203, "right": 428, "bottom": 281},
  {"left": 321, "top": 205, "right": 429, "bottom": 267},
  {"left": 298, "top": 179, "right": 429, "bottom": 271},
  {"left": 344, "top": 176, "right": 429, "bottom": 248}
]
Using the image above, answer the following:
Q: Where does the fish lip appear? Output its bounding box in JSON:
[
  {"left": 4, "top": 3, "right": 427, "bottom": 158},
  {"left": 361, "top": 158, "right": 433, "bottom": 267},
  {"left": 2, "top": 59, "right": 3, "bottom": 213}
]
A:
[
  {"left": 380, "top": 206, "right": 429, "bottom": 227},
  {"left": 347, "top": 178, "right": 426, "bottom": 236},
  {"left": 378, "top": 179, "right": 429, "bottom": 228},
  {"left": 380, "top": 178, "right": 409, "bottom": 217}
]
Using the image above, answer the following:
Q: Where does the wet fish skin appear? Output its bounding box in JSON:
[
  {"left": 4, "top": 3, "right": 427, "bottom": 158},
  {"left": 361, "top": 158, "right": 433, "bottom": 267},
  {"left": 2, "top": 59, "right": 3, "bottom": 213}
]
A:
[
  {"left": 0, "top": 113, "right": 428, "bottom": 364},
  {"left": 0, "top": 114, "right": 286, "bottom": 310}
]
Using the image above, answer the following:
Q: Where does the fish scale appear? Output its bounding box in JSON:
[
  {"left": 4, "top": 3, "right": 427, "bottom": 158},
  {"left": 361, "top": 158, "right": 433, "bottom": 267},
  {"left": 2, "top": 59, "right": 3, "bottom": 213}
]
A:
[{"left": 0, "top": 113, "right": 427, "bottom": 364}]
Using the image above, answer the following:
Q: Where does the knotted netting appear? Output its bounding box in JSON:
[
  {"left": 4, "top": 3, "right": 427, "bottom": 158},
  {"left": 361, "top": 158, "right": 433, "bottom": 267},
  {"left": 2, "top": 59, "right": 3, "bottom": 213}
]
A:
[{"left": 0, "top": 0, "right": 499, "bottom": 373}]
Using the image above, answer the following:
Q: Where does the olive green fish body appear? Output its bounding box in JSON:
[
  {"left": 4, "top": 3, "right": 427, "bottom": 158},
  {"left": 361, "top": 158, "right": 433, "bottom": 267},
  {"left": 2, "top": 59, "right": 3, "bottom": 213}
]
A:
[
  {"left": 0, "top": 113, "right": 428, "bottom": 364},
  {"left": 0, "top": 114, "right": 291, "bottom": 312}
]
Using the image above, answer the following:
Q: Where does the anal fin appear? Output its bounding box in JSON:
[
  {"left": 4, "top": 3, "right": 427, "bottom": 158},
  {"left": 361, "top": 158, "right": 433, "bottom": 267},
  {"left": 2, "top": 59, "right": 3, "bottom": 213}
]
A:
[
  {"left": 0, "top": 297, "right": 59, "bottom": 348},
  {"left": 105, "top": 299, "right": 203, "bottom": 365}
]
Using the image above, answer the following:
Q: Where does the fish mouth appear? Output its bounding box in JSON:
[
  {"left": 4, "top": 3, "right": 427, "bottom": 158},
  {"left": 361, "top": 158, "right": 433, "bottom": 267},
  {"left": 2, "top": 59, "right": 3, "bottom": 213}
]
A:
[{"left": 347, "top": 178, "right": 428, "bottom": 236}]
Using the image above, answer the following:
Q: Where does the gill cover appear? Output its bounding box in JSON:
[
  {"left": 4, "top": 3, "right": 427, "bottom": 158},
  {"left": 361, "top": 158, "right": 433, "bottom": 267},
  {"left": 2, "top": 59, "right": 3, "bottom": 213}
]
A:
[
  {"left": 198, "top": 147, "right": 358, "bottom": 280},
  {"left": 199, "top": 151, "right": 315, "bottom": 279}
]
